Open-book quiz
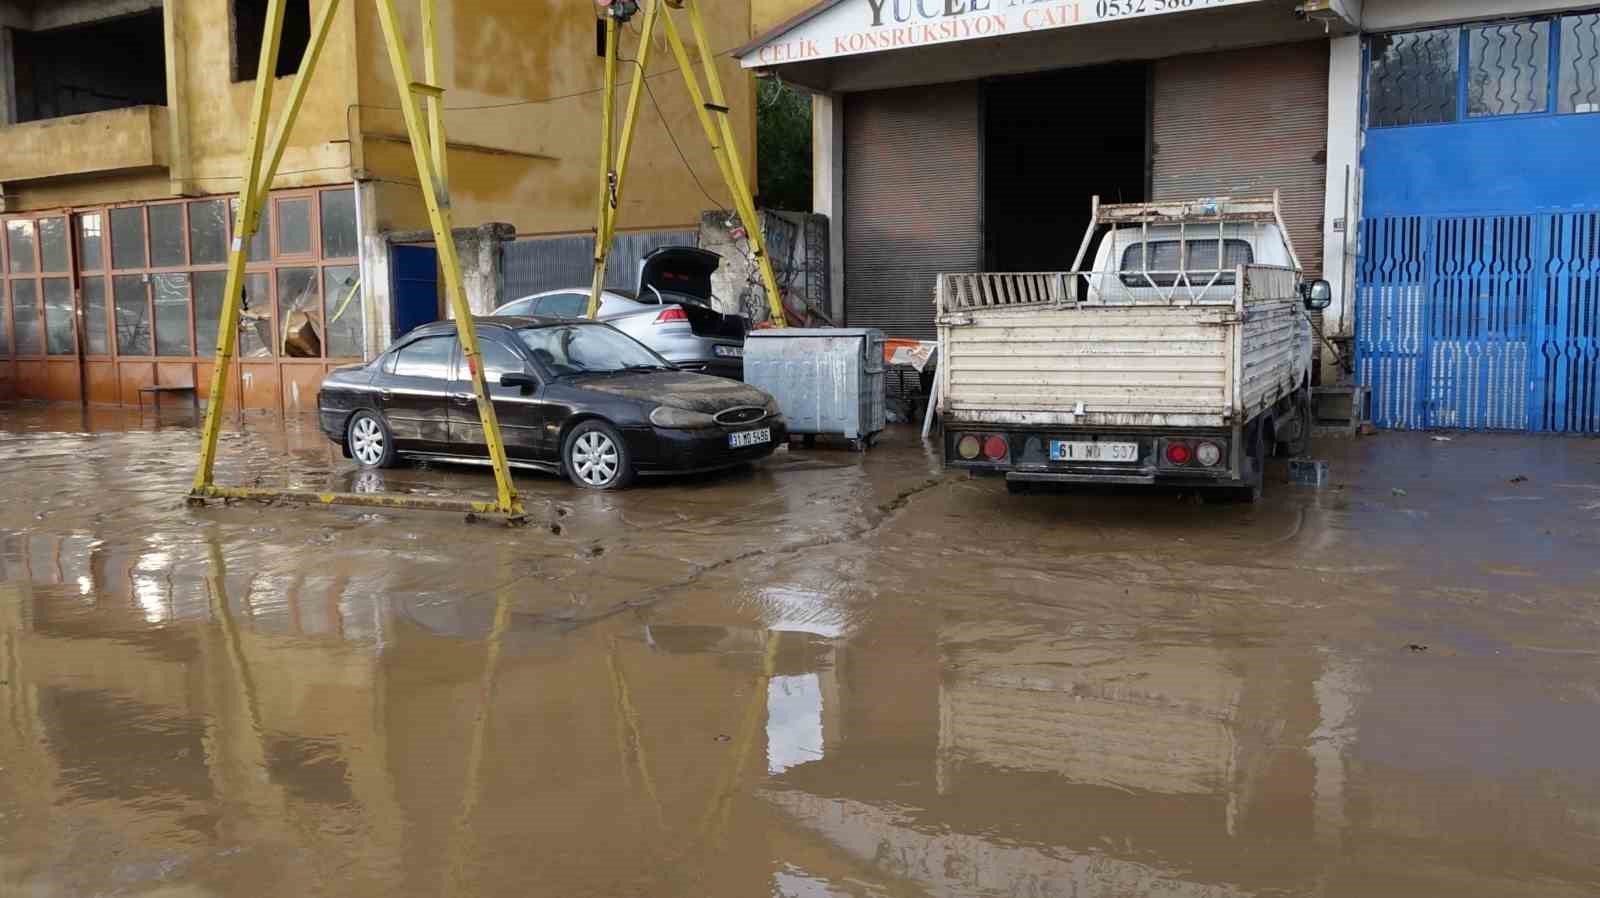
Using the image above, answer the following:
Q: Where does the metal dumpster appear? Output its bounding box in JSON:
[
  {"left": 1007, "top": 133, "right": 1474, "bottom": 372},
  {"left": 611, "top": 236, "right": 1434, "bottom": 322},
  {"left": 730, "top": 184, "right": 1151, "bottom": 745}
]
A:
[{"left": 745, "top": 328, "right": 886, "bottom": 448}]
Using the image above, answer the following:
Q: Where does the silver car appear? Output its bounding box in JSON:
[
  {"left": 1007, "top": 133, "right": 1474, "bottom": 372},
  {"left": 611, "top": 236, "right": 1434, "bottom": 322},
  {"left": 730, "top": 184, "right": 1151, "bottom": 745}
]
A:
[{"left": 493, "top": 247, "right": 750, "bottom": 379}]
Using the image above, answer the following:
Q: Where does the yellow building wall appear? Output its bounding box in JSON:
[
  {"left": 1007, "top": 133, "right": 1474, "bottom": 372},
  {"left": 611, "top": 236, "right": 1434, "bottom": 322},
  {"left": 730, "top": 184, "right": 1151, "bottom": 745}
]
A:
[
  {"left": 352, "top": 0, "right": 757, "bottom": 238},
  {"left": 4, "top": 0, "right": 360, "bottom": 213},
  {"left": 751, "top": 0, "right": 818, "bottom": 36}
]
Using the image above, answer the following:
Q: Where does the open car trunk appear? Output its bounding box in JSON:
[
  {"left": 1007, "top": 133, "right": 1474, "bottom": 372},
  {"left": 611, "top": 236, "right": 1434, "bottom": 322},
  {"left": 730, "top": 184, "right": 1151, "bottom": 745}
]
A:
[{"left": 638, "top": 246, "right": 749, "bottom": 340}]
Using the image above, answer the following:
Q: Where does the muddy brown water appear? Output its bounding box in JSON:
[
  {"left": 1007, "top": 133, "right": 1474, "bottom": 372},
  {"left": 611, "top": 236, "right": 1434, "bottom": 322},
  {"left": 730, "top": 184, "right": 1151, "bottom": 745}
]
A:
[{"left": 2, "top": 402, "right": 1598, "bottom": 897}]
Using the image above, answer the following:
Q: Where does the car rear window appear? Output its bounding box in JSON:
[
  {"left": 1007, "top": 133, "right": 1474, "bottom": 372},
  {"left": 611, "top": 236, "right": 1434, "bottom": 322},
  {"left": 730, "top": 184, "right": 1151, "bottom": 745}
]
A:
[{"left": 1119, "top": 239, "right": 1253, "bottom": 287}]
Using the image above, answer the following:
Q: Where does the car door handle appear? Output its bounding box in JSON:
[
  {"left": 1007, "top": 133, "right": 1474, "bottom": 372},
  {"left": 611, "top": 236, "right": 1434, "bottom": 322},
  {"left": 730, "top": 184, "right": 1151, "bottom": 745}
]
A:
[
  {"left": 378, "top": 389, "right": 393, "bottom": 400},
  {"left": 451, "top": 393, "right": 474, "bottom": 405}
]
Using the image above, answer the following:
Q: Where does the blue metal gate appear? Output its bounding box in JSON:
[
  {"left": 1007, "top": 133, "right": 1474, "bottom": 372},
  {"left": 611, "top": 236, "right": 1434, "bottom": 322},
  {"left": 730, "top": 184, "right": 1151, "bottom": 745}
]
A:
[
  {"left": 1358, "top": 212, "right": 1600, "bottom": 431},
  {"left": 1357, "top": 14, "right": 1600, "bottom": 432}
]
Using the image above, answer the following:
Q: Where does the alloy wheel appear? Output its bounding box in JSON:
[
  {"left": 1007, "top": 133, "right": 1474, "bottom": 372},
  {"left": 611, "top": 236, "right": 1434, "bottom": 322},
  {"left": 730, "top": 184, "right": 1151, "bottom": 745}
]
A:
[
  {"left": 572, "top": 431, "right": 620, "bottom": 486},
  {"left": 351, "top": 416, "right": 386, "bottom": 466}
]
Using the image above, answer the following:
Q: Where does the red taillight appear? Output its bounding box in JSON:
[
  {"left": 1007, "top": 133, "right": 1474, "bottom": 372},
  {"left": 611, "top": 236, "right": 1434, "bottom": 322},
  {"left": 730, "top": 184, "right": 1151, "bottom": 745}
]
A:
[
  {"left": 654, "top": 307, "right": 688, "bottom": 324},
  {"left": 983, "top": 435, "right": 1009, "bottom": 461},
  {"left": 1166, "top": 442, "right": 1193, "bottom": 465}
]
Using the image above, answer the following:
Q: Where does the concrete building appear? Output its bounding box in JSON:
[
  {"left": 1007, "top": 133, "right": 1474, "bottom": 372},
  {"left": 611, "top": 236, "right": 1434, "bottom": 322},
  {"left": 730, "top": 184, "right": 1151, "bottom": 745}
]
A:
[
  {"left": 0, "top": 0, "right": 755, "bottom": 410},
  {"left": 745, "top": 0, "right": 1600, "bottom": 434}
]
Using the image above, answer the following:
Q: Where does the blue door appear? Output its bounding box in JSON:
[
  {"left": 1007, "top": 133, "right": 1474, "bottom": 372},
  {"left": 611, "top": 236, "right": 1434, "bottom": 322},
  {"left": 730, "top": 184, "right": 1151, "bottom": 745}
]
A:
[
  {"left": 1357, "top": 16, "right": 1600, "bottom": 432},
  {"left": 390, "top": 244, "right": 439, "bottom": 341}
]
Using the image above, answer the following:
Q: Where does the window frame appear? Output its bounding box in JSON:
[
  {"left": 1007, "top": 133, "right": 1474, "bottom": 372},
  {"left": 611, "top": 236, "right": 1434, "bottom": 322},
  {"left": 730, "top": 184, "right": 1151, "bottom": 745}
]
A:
[{"left": 1367, "top": 10, "right": 1600, "bottom": 129}]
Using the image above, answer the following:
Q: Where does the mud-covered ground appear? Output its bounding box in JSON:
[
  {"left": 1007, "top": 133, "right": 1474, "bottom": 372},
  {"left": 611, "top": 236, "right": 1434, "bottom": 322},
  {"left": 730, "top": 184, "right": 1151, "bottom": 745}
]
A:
[{"left": 2, "top": 402, "right": 1598, "bottom": 898}]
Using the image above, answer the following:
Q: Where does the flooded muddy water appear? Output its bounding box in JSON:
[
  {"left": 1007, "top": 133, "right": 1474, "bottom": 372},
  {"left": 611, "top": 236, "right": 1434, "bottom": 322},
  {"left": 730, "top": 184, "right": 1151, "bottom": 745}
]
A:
[{"left": 2, "top": 402, "right": 1598, "bottom": 897}]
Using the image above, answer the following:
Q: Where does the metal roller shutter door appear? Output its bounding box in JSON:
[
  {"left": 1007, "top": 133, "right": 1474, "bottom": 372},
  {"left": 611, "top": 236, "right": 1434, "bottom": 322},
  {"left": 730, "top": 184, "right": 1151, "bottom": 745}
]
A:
[
  {"left": 1152, "top": 41, "right": 1330, "bottom": 277},
  {"left": 844, "top": 82, "right": 981, "bottom": 339}
]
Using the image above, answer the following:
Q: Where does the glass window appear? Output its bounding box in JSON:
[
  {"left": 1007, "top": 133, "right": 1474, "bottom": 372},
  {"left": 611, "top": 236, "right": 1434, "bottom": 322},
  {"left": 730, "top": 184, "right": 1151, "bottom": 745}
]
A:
[
  {"left": 1559, "top": 13, "right": 1600, "bottom": 113},
  {"left": 1119, "top": 239, "right": 1253, "bottom": 287},
  {"left": 78, "top": 213, "right": 104, "bottom": 271},
  {"left": 0, "top": 292, "right": 8, "bottom": 355},
  {"left": 44, "top": 278, "right": 74, "bottom": 355},
  {"left": 114, "top": 274, "right": 152, "bottom": 356},
  {"left": 1468, "top": 21, "right": 1549, "bottom": 116},
  {"left": 153, "top": 273, "right": 192, "bottom": 356},
  {"left": 320, "top": 190, "right": 358, "bottom": 259},
  {"left": 497, "top": 298, "right": 537, "bottom": 317},
  {"left": 278, "top": 267, "right": 320, "bottom": 357},
  {"left": 110, "top": 207, "right": 147, "bottom": 269},
  {"left": 475, "top": 338, "right": 529, "bottom": 381},
  {"left": 242, "top": 272, "right": 273, "bottom": 356},
  {"left": 11, "top": 281, "right": 41, "bottom": 354},
  {"left": 392, "top": 335, "right": 455, "bottom": 378},
  {"left": 517, "top": 324, "right": 666, "bottom": 376},
  {"left": 149, "top": 204, "right": 187, "bottom": 267},
  {"left": 82, "top": 277, "right": 109, "bottom": 355},
  {"left": 39, "top": 218, "right": 69, "bottom": 272},
  {"left": 7, "top": 220, "right": 37, "bottom": 273},
  {"left": 189, "top": 200, "right": 229, "bottom": 265},
  {"left": 1369, "top": 29, "right": 1460, "bottom": 126},
  {"left": 1187, "top": 239, "right": 1256, "bottom": 274},
  {"left": 277, "top": 198, "right": 312, "bottom": 255},
  {"left": 322, "top": 265, "right": 364, "bottom": 358},
  {"left": 231, "top": 199, "right": 272, "bottom": 263},
  {"left": 541, "top": 293, "right": 590, "bottom": 319},
  {"left": 193, "top": 270, "right": 223, "bottom": 357}
]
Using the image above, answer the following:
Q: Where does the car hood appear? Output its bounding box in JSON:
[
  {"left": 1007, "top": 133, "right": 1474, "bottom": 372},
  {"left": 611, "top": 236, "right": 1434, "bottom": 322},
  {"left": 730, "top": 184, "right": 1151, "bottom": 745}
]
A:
[{"left": 571, "top": 370, "right": 770, "bottom": 413}]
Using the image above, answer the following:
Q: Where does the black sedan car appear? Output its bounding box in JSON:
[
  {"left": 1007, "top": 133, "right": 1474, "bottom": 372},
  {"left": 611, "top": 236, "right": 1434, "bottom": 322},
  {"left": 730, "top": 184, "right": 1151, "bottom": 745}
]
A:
[{"left": 316, "top": 317, "right": 787, "bottom": 490}]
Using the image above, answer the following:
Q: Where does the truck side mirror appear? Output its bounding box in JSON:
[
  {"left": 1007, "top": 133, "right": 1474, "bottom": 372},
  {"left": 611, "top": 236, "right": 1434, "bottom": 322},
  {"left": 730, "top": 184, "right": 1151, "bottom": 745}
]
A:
[{"left": 1302, "top": 279, "right": 1333, "bottom": 311}]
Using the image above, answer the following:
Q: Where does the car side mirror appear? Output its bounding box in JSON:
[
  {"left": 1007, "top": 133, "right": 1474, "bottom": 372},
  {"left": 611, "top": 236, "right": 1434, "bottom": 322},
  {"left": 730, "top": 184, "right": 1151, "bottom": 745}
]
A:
[
  {"left": 499, "top": 372, "right": 538, "bottom": 393},
  {"left": 1302, "top": 279, "right": 1333, "bottom": 311}
]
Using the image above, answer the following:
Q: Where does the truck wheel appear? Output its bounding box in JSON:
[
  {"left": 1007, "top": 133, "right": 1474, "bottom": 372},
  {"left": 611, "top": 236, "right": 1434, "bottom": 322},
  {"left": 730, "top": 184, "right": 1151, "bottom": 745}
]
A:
[{"left": 1276, "top": 392, "right": 1312, "bottom": 458}]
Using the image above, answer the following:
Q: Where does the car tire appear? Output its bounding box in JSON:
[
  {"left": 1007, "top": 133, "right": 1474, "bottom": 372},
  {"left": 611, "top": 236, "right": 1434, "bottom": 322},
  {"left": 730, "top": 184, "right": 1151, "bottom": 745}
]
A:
[
  {"left": 347, "top": 410, "right": 397, "bottom": 469},
  {"left": 563, "top": 420, "right": 635, "bottom": 491}
]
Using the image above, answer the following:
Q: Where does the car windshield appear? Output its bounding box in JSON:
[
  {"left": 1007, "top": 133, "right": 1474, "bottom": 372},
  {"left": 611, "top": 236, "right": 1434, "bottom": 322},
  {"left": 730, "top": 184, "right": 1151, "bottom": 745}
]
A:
[{"left": 517, "top": 324, "right": 669, "bottom": 376}]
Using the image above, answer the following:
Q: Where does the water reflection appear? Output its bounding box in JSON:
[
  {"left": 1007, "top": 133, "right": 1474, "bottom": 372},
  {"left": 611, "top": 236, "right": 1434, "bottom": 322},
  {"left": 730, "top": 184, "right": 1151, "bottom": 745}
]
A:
[{"left": 2, "top": 522, "right": 1599, "bottom": 897}]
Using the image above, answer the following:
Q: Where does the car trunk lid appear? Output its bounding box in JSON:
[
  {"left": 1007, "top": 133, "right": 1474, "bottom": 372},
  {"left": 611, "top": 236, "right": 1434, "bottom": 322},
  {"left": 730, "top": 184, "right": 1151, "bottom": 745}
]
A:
[{"left": 638, "top": 246, "right": 748, "bottom": 340}]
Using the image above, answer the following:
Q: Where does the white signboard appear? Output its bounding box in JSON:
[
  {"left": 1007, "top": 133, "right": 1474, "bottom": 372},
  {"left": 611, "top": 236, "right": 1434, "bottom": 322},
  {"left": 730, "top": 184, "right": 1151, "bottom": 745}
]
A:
[{"left": 740, "top": 0, "right": 1261, "bottom": 67}]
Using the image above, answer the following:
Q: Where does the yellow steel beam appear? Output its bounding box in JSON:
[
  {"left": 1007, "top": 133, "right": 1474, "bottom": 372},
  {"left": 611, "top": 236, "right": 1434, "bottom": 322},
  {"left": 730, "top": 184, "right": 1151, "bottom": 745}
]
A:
[
  {"left": 421, "top": 0, "right": 448, "bottom": 200},
  {"left": 191, "top": 0, "right": 293, "bottom": 494},
  {"left": 198, "top": 485, "right": 525, "bottom": 521},
  {"left": 587, "top": 13, "right": 621, "bottom": 320},
  {"left": 588, "top": 0, "right": 663, "bottom": 319},
  {"left": 374, "top": 0, "right": 521, "bottom": 514},
  {"left": 659, "top": 6, "right": 786, "bottom": 327}
]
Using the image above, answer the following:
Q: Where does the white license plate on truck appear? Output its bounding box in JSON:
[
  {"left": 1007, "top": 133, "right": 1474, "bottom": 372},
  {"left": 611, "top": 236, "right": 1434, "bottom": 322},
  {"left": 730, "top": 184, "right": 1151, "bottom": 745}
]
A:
[
  {"left": 714, "top": 345, "right": 744, "bottom": 358},
  {"left": 729, "top": 428, "right": 770, "bottom": 448},
  {"left": 1050, "top": 441, "right": 1138, "bottom": 462}
]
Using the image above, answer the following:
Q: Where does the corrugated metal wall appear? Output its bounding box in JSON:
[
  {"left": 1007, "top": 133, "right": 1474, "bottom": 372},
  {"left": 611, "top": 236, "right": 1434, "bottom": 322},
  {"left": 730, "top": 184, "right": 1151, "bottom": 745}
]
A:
[
  {"left": 500, "top": 230, "right": 696, "bottom": 301},
  {"left": 1153, "top": 41, "right": 1330, "bottom": 277},
  {"left": 844, "top": 82, "right": 982, "bottom": 338}
]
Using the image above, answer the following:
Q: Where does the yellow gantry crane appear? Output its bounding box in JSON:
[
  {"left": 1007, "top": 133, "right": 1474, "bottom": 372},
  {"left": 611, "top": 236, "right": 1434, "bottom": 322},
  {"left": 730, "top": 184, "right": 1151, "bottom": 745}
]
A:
[
  {"left": 587, "top": 0, "right": 787, "bottom": 327},
  {"left": 186, "top": 0, "right": 525, "bottom": 523}
]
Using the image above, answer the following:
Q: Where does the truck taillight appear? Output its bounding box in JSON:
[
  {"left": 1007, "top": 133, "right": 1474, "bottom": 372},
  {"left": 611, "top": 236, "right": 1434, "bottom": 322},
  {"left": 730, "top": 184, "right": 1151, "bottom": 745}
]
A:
[
  {"left": 1195, "top": 441, "right": 1223, "bottom": 467},
  {"left": 654, "top": 307, "right": 688, "bottom": 324},
  {"left": 1165, "top": 442, "right": 1193, "bottom": 465},
  {"left": 983, "top": 435, "right": 1009, "bottom": 461},
  {"left": 957, "top": 435, "right": 982, "bottom": 459}
]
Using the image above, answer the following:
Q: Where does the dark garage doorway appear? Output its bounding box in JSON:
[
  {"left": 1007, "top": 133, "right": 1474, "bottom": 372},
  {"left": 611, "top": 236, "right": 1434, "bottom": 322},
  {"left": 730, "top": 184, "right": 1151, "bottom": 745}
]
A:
[{"left": 982, "top": 63, "right": 1149, "bottom": 272}]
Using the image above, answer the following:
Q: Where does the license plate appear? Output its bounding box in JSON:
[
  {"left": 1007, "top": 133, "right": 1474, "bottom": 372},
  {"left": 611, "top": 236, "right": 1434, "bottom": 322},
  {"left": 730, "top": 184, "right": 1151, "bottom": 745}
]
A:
[
  {"left": 714, "top": 345, "right": 744, "bottom": 358},
  {"left": 729, "top": 428, "right": 770, "bottom": 448},
  {"left": 1050, "top": 440, "right": 1138, "bottom": 462}
]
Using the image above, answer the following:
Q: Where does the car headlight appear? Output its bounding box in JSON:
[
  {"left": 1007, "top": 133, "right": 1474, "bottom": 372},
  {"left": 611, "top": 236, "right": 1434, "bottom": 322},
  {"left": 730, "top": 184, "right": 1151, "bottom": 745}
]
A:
[
  {"left": 649, "top": 406, "right": 718, "bottom": 429},
  {"left": 763, "top": 395, "right": 781, "bottom": 416}
]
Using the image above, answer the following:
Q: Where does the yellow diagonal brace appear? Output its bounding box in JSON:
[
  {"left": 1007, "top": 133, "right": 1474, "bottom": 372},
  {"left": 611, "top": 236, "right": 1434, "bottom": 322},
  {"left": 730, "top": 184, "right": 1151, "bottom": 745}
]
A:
[
  {"left": 422, "top": 0, "right": 448, "bottom": 202},
  {"left": 192, "top": 0, "right": 295, "bottom": 493},
  {"left": 589, "top": 0, "right": 663, "bottom": 319},
  {"left": 587, "top": 14, "right": 621, "bottom": 320},
  {"left": 374, "top": 0, "right": 520, "bottom": 513},
  {"left": 252, "top": 0, "right": 346, "bottom": 201},
  {"left": 660, "top": 7, "right": 786, "bottom": 327},
  {"left": 684, "top": 0, "right": 786, "bottom": 327}
]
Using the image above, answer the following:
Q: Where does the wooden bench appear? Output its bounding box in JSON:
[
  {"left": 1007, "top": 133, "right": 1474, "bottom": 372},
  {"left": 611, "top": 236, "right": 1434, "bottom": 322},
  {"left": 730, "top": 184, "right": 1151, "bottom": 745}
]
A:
[{"left": 137, "top": 384, "right": 198, "bottom": 411}]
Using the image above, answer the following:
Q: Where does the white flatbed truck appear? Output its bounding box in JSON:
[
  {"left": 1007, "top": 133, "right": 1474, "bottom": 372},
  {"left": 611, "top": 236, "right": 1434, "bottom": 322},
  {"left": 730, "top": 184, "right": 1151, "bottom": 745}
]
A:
[{"left": 937, "top": 194, "right": 1332, "bottom": 501}]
